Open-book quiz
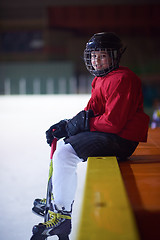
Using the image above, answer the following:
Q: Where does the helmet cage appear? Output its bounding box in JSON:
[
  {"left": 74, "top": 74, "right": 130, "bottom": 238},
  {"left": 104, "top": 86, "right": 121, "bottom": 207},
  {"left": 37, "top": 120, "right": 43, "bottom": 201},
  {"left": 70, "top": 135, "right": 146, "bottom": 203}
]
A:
[{"left": 84, "top": 47, "right": 121, "bottom": 77}]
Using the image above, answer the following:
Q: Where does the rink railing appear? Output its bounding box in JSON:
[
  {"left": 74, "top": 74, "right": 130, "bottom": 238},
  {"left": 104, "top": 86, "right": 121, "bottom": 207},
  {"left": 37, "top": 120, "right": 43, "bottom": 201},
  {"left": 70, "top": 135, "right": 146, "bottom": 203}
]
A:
[{"left": 1, "top": 76, "right": 92, "bottom": 95}]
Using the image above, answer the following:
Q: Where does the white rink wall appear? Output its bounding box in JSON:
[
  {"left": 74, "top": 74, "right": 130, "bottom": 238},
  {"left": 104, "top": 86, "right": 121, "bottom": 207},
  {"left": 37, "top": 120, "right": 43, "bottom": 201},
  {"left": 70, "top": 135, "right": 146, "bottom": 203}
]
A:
[{"left": 0, "top": 95, "right": 90, "bottom": 240}]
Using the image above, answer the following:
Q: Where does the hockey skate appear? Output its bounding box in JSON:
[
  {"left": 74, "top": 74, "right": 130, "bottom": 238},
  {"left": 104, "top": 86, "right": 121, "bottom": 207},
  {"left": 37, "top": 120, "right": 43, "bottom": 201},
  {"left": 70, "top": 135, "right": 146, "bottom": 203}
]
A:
[
  {"left": 32, "top": 195, "right": 74, "bottom": 218},
  {"left": 30, "top": 207, "right": 71, "bottom": 240},
  {"left": 32, "top": 194, "right": 54, "bottom": 217}
]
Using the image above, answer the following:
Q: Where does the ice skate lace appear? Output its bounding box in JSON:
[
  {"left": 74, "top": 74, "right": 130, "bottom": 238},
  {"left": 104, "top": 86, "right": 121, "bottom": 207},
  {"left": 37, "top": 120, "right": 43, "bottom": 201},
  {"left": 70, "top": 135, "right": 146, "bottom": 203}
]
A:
[
  {"left": 42, "top": 210, "right": 71, "bottom": 228},
  {"left": 40, "top": 194, "right": 54, "bottom": 204}
]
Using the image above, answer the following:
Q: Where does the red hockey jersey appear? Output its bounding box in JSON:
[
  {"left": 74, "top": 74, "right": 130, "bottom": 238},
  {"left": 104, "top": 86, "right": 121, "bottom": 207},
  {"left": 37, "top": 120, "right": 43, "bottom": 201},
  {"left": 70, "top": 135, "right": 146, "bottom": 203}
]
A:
[{"left": 85, "top": 66, "right": 150, "bottom": 142}]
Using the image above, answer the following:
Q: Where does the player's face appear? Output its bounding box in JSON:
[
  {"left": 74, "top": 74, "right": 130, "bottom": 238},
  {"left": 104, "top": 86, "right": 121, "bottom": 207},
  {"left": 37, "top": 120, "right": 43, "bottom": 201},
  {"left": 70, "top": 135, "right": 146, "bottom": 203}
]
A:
[{"left": 91, "top": 51, "right": 111, "bottom": 71}]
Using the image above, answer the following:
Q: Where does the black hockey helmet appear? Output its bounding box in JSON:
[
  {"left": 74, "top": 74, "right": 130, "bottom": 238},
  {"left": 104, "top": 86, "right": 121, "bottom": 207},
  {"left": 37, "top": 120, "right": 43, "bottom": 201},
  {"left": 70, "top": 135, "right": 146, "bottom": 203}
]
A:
[{"left": 84, "top": 32, "right": 126, "bottom": 77}]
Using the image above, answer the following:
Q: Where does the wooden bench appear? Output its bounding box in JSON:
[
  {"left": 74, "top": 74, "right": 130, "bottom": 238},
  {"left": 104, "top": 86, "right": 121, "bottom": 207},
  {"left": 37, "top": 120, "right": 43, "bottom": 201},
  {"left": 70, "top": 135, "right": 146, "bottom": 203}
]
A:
[
  {"left": 119, "top": 128, "right": 160, "bottom": 240},
  {"left": 77, "top": 128, "right": 160, "bottom": 240}
]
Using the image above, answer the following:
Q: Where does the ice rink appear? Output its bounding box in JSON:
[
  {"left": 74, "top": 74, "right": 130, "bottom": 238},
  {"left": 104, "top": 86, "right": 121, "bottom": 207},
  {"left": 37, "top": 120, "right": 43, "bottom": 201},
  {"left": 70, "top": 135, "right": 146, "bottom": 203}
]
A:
[{"left": 0, "top": 95, "right": 90, "bottom": 240}]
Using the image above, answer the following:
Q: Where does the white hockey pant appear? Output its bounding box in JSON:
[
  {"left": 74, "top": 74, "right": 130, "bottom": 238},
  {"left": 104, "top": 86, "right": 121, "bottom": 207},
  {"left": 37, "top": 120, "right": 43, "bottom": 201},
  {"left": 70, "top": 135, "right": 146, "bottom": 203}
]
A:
[{"left": 52, "top": 139, "right": 82, "bottom": 211}]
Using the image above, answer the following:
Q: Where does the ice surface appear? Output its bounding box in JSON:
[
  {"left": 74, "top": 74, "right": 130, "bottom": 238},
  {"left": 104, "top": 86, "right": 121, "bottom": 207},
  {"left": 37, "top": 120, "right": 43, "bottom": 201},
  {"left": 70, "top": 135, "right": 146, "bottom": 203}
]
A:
[{"left": 0, "top": 95, "right": 90, "bottom": 240}]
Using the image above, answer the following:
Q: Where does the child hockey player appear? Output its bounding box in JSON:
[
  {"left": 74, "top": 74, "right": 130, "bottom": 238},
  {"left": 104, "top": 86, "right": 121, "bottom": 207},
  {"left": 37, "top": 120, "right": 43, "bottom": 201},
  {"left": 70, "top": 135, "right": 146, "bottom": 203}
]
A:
[{"left": 31, "top": 32, "right": 149, "bottom": 239}]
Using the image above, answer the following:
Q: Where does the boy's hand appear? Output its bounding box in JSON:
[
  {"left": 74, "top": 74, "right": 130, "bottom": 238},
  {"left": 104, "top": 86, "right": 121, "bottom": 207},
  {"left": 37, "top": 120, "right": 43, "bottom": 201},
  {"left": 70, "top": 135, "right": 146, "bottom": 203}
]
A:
[{"left": 46, "top": 120, "right": 68, "bottom": 146}]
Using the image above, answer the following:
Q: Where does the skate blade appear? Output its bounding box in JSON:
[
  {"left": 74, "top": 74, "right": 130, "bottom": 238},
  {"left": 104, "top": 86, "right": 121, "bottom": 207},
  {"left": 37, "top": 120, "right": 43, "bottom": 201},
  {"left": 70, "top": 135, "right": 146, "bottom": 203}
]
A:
[{"left": 32, "top": 207, "right": 45, "bottom": 217}]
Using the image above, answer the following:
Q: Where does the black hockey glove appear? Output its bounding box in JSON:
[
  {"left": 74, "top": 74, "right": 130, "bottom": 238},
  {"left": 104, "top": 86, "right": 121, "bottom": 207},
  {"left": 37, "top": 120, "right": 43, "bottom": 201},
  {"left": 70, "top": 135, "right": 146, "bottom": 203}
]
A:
[
  {"left": 46, "top": 120, "right": 68, "bottom": 146},
  {"left": 66, "top": 109, "right": 94, "bottom": 136}
]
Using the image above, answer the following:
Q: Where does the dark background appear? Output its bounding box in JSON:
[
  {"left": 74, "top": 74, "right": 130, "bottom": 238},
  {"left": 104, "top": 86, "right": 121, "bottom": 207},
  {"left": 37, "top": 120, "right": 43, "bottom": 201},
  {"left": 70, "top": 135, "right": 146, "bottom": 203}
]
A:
[{"left": 0, "top": 0, "right": 160, "bottom": 114}]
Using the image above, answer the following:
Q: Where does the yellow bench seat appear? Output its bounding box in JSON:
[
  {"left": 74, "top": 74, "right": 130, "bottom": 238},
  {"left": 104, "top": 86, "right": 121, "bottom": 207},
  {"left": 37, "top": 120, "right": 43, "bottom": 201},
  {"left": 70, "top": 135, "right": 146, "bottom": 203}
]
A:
[{"left": 77, "top": 156, "right": 140, "bottom": 240}]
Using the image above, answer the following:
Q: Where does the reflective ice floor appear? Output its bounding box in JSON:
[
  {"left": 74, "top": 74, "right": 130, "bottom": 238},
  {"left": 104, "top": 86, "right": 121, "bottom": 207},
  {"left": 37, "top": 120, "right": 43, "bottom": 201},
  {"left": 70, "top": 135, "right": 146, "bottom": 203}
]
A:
[{"left": 0, "top": 95, "right": 90, "bottom": 240}]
